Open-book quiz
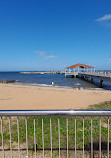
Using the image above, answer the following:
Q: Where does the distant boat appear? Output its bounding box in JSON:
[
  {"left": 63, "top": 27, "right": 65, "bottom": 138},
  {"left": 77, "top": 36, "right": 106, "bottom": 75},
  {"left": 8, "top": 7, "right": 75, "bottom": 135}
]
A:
[{"left": 41, "top": 72, "right": 44, "bottom": 74}]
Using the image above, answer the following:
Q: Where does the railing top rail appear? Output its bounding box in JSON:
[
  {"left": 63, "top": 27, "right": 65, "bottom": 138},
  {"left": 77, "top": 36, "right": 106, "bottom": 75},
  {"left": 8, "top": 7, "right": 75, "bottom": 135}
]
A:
[{"left": 0, "top": 110, "right": 111, "bottom": 116}]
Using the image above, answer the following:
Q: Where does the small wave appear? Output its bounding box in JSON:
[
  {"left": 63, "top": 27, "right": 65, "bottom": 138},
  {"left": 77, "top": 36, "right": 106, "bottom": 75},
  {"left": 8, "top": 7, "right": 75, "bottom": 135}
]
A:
[
  {"left": 14, "top": 82, "right": 71, "bottom": 89},
  {"left": 28, "top": 83, "right": 53, "bottom": 87},
  {"left": 30, "top": 83, "right": 71, "bottom": 88},
  {"left": 10, "top": 81, "right": 102, "bottom": 90},
  {"left": 54, "top": 85, "right": 70, "bottom": 88},
  {"left": 74, "top": 83, "right": 81, "bottom": 86},
  {"left": 86, "top": 88, "right": 103, "bottom": 90}
]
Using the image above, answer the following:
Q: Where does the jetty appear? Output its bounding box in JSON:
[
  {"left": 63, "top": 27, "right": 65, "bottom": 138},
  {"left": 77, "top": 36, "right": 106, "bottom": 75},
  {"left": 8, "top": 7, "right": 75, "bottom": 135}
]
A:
[
  {"left": 65, "top": 63, "right": 111, "bottom": 87},
  {"left": 20, "top": 71, "right": 63, "bottom": 74}
]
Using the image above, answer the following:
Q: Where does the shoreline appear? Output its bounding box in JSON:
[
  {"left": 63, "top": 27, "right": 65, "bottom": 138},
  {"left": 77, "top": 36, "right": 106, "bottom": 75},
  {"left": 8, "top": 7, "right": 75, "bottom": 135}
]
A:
[
  {"left": 9, "top": 81, "right": 102, "bottom": 90},
  {"left": 0, "top": 82, "right": 106, "bottom": 92},
  {"left": 0, "top": 83, "right": 111, "bottom": 110}
]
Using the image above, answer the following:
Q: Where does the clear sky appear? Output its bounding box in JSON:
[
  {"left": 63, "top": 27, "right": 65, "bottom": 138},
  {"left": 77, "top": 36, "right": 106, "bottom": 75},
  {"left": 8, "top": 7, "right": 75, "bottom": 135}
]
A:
[{"left": 0, "top": 0, "right": 111, "bottom": 71}]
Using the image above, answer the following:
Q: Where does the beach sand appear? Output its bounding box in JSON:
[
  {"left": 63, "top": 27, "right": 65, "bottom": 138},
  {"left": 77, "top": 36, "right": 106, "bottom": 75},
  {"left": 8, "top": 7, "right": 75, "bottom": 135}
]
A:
[{"left": 0, "top": 84, "right": 111, "bottom": 110}]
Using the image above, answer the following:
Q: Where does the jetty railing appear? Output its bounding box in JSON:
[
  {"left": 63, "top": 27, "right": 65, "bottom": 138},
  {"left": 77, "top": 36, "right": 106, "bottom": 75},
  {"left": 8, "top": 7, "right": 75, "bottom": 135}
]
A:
[
  {"left": 0, "top": 110, "right": 111, "bottom": 158},
  {"left": 65, "top": 71, "right": 111, "bottom": 78},
  {"left": 79, "top": 71, "right": 111, "bottom": 78}
]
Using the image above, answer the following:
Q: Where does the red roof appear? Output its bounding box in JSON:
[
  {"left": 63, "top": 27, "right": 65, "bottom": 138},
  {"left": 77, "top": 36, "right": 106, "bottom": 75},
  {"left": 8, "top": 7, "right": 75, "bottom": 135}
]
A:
[{"left": 66, "top": 63, "right": 94, "bottom": 69}]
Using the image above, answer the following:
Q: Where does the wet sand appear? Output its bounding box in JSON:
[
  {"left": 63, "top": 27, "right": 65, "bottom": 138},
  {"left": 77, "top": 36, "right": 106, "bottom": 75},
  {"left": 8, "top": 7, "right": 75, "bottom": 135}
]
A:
[{"left": 0, "top": 84, "right": 111, "bottom": 110}]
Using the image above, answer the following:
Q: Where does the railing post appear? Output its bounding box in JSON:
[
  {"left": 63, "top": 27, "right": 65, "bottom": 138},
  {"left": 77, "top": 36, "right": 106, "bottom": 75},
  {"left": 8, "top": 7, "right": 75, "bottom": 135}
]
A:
[
  {"left": 91, "top": 118, "right": 93, "bottom": 158},
  {"left": 25, "top": 117, "right": 28, "bottom": 158},
  {"left": 17, "top": 117, "right": 20, "bottom": 158},
  {"left": 50, "top": 119, "right": 52, "bottom": 158},
  {"left": 9, "top": 117, "right": 12, "bottom": 158},
  {"left": 42, "top": 119, "right": 44, "bottom": 158},
  {"left": 1, "top": 117, "right": 5, "bottom": 158},
  {"left": 66, "top": 119, "right": 68, "bottom": 158},
  {"left": 99, "top": 117, "right": 101, "bottom": 158},
  {"left": 108, "top": 117, "right": 109, "bottom": 158},
  {"left": 34, "top": 117, "right": 36, "bottom": 158},
  {"left": 83, "top": 118, "right": 84, "bottom": 158},
  {"left": 75, "top": 118, "right": 76, "bottom": 158},
  {"left": 58, "top": 119, "right": 60, "bottom": 158}
]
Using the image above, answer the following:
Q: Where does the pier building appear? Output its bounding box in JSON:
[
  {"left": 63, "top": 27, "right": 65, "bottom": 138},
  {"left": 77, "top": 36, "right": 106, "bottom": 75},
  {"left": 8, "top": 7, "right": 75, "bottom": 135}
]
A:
[{"left": 65, "top": 63, "right": 111, "bottom": 88}]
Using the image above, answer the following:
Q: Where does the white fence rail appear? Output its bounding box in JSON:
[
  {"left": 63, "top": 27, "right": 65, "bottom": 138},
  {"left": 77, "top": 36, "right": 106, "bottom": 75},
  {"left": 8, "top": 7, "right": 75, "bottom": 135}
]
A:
[{"left": 0, "top": 110, "right": 111, "bottom": 158}]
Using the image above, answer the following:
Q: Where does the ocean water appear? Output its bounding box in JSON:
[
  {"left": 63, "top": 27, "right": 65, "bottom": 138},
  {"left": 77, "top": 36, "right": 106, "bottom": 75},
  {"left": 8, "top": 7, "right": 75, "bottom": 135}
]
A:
[{"left": 0, "top": 72, "right": 111, "bottom": 90}]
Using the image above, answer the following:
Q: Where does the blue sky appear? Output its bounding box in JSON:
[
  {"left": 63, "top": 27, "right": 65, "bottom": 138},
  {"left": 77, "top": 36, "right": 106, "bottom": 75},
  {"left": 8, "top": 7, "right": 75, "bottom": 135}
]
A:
[{"left": 0, "top": 0, "right": 111, "bottom": 71}]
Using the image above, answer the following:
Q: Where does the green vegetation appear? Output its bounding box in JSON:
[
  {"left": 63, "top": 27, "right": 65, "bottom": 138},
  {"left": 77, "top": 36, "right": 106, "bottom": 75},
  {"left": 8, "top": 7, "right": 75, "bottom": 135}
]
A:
[
  {"left": 0, "top": 101, "right": 111, "bottom": 150},
  {"left": 89, "top": 101, "right": 111, "bottom": 110}
]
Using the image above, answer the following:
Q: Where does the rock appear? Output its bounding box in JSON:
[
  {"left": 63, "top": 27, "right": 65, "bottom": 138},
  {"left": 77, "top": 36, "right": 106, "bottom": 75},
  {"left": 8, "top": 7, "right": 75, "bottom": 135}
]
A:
[{"left": 0, "top": 80, "right": 17, "bottom": 83}]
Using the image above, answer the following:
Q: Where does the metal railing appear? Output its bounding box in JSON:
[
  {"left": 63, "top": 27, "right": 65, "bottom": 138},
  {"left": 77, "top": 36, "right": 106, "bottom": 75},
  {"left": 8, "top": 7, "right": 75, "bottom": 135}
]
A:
[
  {"left": 79, "top": 71, "right": 111, "bottom": 78},
  {"left": 0, "top": 110, "right": 111, "bottom": 158},
  {"left": 65, "top": 71, "right": 111, "bottom": 78}
]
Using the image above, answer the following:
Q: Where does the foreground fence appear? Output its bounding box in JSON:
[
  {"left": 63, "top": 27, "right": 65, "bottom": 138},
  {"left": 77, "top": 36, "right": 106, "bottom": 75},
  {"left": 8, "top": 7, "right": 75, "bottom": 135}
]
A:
[{"left": 0, "top": 110, "right": 111, "bottom": 158}]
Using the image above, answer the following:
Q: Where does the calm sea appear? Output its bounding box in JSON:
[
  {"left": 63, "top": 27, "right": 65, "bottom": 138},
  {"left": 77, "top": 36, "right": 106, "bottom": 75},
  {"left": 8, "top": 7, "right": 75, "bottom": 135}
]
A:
[{"left": 0, "top": 72, "right": 111, "bottom": 90}]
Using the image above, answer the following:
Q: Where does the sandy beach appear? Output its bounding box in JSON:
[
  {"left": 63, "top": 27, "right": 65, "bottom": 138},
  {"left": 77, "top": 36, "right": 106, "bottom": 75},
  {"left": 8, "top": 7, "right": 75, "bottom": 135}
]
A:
[{"left": 0, "top": 84, "right": 111, "bottom": 110}]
